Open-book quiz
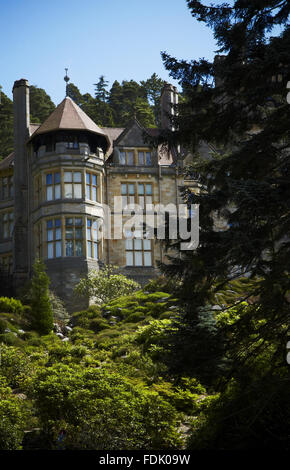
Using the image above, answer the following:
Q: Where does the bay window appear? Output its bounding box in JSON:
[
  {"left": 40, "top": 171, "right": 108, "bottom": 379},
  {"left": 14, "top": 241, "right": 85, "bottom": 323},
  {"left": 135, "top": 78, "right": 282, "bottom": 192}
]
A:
[
  {"left": 65, "top": 217, "right": 83, "bottom": 256},
  {"left": 86, "top": 172, "right": 98, "bottom": 202},
  {"left": 46, "top": 172, "right": 61, "bottom": 201},
  {"left": 87, "top": 218, "right": 99, "bottom": 259},
  {"left": 47, "top": 219, "right": 62, "bottom": 259},
  {"left": 64, "top": 171, "right": 82, "bottom": 199}
]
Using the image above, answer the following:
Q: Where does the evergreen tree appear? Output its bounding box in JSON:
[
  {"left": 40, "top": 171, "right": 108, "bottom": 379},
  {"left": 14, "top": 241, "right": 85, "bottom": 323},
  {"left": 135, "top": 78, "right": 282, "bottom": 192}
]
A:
[
  {"left": 66, "top": 82, "right": 84, "bottom": 106},
  {"left": 141, "top": 73, "right": 166, "bottom": 126},
  {"left": 157, "top": 1, "right": 290, "bottom": 446},
  {"left": 94, "top": 75, "right": 109, "bottom": 102},
  {"left": 28, "top": 259, "right": 54, "bottom": 335},
  {"left": 29, "top": 86, "right": 55, "bottom": 124},
  {"left": 108, "top": 80, "right": 124, "bottom": 126},
  {"left": 0, "top": 91, "right": 13, "bottom": 160}
]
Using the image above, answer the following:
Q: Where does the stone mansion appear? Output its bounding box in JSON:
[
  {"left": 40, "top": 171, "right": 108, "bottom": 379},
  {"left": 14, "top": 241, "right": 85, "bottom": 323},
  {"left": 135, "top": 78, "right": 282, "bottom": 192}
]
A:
[{"left": 0, "top": 79, "right": 196, "bottom": 310}]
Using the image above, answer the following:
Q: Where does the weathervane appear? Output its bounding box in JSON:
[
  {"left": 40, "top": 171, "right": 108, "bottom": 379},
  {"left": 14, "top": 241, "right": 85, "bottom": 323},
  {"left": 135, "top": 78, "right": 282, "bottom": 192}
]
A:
[{"left": 64, "top": 68, "right": 70, "bottom": 97}]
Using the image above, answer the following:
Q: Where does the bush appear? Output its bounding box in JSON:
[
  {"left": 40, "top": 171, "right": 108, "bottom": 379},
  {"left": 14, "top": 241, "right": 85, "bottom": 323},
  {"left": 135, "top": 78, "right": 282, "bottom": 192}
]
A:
[
  {"left": 0, "top": 377, "right": 27, "bottom": 450},
  {"left": 74, "top": 265, "right": 141, "bottom": 304},
  {"left": 0, "top": 333, "right": 22, "bottom": 347},
  {"left": 0, "top": 297, "right": 24, "bottom": 315},
  {"left": 0, "top": 344, "right": 30, "bottom": 388},
  {"left": 30, "top": 364, "right": 183, "bottom": 449},
  {"left": 49, "top": 291, "right": 69, "bottom": 323}
]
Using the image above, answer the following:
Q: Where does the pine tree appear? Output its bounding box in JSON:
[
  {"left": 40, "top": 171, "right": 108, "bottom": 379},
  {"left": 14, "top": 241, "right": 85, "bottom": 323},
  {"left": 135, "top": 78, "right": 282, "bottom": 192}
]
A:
[
  {"left": 141, "top": 73, "right": 166, "bottom": 126},
  {"left": 158, "top": 0, "right": 290, "bottom": 448},
  {"left": 0, "top": 91, "right": 13, "bottom": 160},
  {"left": 29, "top": 259, "right": 54, "bottom": 335},
  {"left": 108, "top": 80, "right": 124, "bottom": 126},
  {"left": 66, "top": 83, "right": 84, "bottom": 106},
  {"left": 29, "top": 86, "right": 55, "bottom": 123},
  {"left": 94, "top": 75, "right": 109, "bottom": 102}
]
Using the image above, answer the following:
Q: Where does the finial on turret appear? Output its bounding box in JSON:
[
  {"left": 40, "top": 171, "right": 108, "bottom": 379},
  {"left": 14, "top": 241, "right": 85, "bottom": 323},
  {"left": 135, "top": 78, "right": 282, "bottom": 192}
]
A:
[{"left": 64, "top": 68, "right": 70, "bottom": 97}]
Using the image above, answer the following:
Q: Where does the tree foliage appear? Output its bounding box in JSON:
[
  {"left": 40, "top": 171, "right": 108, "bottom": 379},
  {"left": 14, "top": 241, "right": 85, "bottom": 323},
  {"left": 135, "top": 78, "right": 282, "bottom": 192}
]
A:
[
  {"left": 75, "top": 265, "right": 141, "bottom": 305},
  {"left": 28, "top": 259, "right": 53, "bottom": 335},
  {"left": 0, "top": 91, "right": 13, "bottom": 160},
  {"left": 157, "top": 0, "right": 290, "bottom": 448},
  {"left": 29, "top": 85, "right": 55, "bottom": 123}
]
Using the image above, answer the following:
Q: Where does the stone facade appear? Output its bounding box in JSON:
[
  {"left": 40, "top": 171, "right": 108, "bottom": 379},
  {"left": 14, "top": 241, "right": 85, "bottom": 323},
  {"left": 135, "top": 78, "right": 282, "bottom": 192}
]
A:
[{"left": 0, "top": 80, "right": 196, "bottom": 311}]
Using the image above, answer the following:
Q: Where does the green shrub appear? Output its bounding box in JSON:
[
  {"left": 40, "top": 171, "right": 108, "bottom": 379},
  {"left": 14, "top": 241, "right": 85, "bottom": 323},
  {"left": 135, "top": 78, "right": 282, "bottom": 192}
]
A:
[
  {"left": 0, "top": 333, "right": 22, "bottom": 347},
  {"left": 0, "top": 318, "right": 9, "bottom": 334},
  {"left": 0, "top": 344, "right": 30, "bottom": 388},
  {"left": 75, "top": 265, "right": 140, "bottom": 304},
  {"left": 124, "top": 312, "right": 145, "bottom": 323},
  {"left": 30, "top": 364, "right": 183, "bottom": 449},
  {"left": 89, "top": 317, "right": 109, "bottom": 332},
  {"left": 0, "top": 297, "right": 24, "bottom": 315},
  {"left": 0, "top": 377, "right": 27, "bottom": 449}
]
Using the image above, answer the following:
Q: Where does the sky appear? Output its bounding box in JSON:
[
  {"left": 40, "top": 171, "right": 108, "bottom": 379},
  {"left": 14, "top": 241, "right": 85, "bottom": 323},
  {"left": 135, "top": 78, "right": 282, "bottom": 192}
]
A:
[{"left": 0, "top": 0, "right": 218, "bottom": 105}]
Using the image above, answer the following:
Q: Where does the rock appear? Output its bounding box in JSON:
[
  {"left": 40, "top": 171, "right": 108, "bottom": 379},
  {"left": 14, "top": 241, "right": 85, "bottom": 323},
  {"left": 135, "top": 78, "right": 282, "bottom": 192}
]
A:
[{"left": 156, "top": 297, "right": 169, "bottom": 303}]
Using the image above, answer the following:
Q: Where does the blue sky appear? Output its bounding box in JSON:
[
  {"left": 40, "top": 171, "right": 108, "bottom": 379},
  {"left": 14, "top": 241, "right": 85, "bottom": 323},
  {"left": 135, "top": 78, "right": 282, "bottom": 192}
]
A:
[{"left": 1, "top": 0, "right": 218, "bottom": 104}]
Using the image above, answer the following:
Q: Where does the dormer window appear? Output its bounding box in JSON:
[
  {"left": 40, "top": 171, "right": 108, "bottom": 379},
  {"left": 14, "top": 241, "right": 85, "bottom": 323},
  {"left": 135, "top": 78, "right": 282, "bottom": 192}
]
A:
[
  {"left": 120, "top": 150, "right": 134, "bottom": 165},
  {"left": 138, "top": 151, "right": 152, "bottom": 166}
]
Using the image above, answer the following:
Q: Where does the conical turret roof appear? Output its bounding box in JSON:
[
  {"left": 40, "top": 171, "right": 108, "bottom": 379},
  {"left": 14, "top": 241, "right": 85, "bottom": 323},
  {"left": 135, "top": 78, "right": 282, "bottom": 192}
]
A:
[{"left": 29, "top": 96, "right": 110, "bottom": 148}]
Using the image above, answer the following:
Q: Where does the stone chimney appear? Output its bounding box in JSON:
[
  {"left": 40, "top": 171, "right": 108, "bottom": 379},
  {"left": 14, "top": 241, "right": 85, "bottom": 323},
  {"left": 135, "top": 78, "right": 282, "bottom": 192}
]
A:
[
  {"left": 160, "top": 83, "right": 178, "bottom": 130},
  {"left": 214, "top": 55, "right": 227, "bottom": 88},
  {"left": 12, "top": 79, "right": 30, "bottom": 287}
]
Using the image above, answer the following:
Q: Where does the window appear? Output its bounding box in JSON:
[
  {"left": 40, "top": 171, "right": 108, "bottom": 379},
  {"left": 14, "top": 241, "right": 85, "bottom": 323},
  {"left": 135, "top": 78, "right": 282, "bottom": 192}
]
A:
[
  {"left": 120, "top": 150, "right": 134, "bottom": 165},
  {"left": 0, "top": 254, "right": 13, "bottom": 274},
  {"left": 86, "top": 172, "right": 99, "bottom": 201},
  {"left": 67, "top": 141, "right": 79, "bottom": 149},
  {"left": 65, "top": 217, "right": 83, "bottom": 257},
  {"left": 2, "top": 211, "right": 14, "bottom": 239},
  {"left": 47, "top": 219, "right": 62, "bottom": 259},
  {"left": 45, "top": 217, "right": 84, "bottom": 259},
  {"left": 121, "top": 183, "right": 136, "bottom": 208},
  {"left": 121, "top": 182, "right": 153, "bottom": 209},
  {"left": 64, "top": 171, "right": 82, "bottom": 199},
  {"left": 137, "top": 183, "right": 152, "bottom": 209},
  {"left": 87, "top": 218, "right": 99, "bottom": 259},
  {"left": 138, "top": 151, "right": 152, "bottom": 166},
  {"left": 46, "top": 172, "right": 61, "bottom": 201},
  {"left": 0, "top": 176, "right": 13, "bottom": 200},
  {"left": 125, "top": 230, "right": 152, "bottom": 266}
]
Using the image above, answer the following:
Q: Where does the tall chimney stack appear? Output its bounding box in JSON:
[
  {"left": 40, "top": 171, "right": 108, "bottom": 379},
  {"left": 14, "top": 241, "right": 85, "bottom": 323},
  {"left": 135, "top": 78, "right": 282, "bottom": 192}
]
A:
[
  {"left": 160, "top": 83, "right": 178, "bottom": 130},
  {"left": 12, "top": 79, "right": 30, "bottom": 287}
]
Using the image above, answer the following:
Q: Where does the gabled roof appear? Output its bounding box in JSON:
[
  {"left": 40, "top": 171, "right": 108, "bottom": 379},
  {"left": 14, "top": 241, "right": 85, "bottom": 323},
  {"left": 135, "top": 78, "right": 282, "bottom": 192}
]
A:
[
  {"left": 0, "top": 152, "right": 14, "bottom": 171},
  {"left": 29, "top": 97, "right": 110, "bottom": 148},
  {"left": 114, "top": 118, "right": 157, "bottom": 147}
]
